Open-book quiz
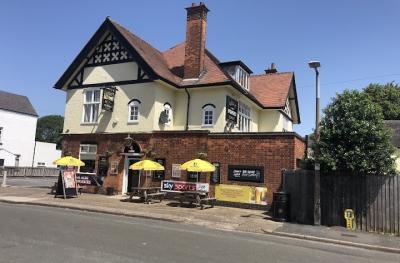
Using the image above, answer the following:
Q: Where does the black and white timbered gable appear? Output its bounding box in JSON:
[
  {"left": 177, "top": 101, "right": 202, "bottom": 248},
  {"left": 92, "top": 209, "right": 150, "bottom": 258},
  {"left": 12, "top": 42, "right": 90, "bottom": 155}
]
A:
[{"left": 54, "top": 18, "right": 155, "bottom": 90}]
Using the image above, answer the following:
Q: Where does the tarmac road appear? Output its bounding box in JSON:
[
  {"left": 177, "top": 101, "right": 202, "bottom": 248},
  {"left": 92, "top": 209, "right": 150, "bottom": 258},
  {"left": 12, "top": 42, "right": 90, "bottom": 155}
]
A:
[{"left": 0, "top": 203, "right": 399, "bottom": 263}]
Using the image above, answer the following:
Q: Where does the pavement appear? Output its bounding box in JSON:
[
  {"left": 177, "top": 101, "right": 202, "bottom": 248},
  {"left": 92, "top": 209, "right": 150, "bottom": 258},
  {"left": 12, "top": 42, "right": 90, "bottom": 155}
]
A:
[{"left": 0, "top": 182, "right": 399, "bottom": 254}]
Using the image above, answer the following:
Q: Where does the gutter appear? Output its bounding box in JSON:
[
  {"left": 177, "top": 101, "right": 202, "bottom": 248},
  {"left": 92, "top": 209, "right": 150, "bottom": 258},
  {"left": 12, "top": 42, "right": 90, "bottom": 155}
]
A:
[{"left": 185, "top": 88, "right": 191, "bottom": 131}]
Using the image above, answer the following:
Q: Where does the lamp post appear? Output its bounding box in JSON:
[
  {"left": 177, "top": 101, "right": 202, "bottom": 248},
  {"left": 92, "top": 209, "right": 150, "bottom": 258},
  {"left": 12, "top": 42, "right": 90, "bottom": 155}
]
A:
[{"left": 308, "top": 60, "right": 321, "bottom": 225}]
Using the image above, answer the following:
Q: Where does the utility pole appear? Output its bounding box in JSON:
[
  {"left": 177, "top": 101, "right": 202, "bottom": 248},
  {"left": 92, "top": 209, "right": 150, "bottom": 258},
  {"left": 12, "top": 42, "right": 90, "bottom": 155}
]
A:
[{"left": 308, "top": 60, "right": 321, "bottom": 225}]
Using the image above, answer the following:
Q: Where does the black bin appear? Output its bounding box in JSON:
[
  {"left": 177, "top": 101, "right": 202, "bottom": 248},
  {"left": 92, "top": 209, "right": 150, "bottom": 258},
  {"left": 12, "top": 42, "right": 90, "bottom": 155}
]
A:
[
  {"left": 273, "top": 192, "right": 290, "bottom": 222},
  {"left": 106, "top": 187, "right": 114, "bottom": 196}
]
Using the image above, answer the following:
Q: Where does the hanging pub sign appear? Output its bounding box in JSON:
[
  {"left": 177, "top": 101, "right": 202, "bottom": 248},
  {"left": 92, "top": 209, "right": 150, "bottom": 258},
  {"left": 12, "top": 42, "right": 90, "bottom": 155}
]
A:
[
  {"left": 228, "top": 165, "right": 264, "bottom": 183},
  {"left": 102, "top": 86, "right": 117, "bottom": 112},
  {"left": 226, "top": 96, "right": 238, "bottom": 123},
  {"left": 153, "top": 158, "right": 165, "bottom": 180}
]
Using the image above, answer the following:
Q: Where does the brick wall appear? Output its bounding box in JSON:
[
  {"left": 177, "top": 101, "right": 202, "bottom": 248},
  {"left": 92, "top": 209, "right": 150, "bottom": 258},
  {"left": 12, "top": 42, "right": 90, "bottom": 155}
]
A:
[{"left": 62, "top": 131, "right": 305, "bottom": 203}]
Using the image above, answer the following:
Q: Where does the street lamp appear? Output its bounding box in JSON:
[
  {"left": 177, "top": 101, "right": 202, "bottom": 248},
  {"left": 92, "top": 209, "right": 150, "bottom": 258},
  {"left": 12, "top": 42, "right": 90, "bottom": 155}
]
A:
[{"left": 308, "top": 60, "right": 321, "bottom": 225}]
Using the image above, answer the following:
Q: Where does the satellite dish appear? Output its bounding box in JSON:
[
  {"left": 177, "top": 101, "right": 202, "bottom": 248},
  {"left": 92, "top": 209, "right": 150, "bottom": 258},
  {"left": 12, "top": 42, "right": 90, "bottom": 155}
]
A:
[{"left": 159, "top": 110, "right": 169, "bottom": 124}]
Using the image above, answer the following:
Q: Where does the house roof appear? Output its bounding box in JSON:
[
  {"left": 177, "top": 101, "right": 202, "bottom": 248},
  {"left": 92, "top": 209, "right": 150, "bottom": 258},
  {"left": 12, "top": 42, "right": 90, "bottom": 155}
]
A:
[
  {"left": 54, "top": 17, "right": 299, "bottom": 121},
  {"left": 385, "top": 120, "right": 400, "bottom": 147},
  {"left": 0, "top": 90, "right": 38, "bottom": 117}
]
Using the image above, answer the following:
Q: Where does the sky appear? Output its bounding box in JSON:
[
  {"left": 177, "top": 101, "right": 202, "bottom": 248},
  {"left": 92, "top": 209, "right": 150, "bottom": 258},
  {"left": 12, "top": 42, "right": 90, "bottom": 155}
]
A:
[{"left": 1, "top": 0, "right": 399, "bottom": 136}]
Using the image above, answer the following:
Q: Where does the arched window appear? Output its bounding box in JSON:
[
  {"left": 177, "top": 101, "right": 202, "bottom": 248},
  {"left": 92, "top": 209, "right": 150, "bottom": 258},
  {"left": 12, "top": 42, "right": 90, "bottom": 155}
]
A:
[
  {"left": 128, "top": 99, "right": 141, "bottom": 123},
  {"left": 164, "top": 103, "right": 172, "bottom": 125},
  {"left": 202, "top": 104, "right": 215, "bottom": 126}
]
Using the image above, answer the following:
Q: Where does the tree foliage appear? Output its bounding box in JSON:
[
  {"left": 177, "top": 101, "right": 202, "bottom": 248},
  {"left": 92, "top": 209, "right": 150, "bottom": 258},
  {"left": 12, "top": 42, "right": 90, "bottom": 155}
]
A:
[
  {"left": 317, "top": 90, "right": 395, "bottom": 175},
  {"left": 35, "top": 115, "right": 64, "bottom": 149},
  {"left": 364, "top": 82, "right": 400, "bottom": 120}
]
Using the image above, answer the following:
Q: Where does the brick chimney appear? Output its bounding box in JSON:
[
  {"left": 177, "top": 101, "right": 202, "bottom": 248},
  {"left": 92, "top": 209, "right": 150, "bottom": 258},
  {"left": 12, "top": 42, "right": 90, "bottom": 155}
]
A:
[
  {"left": 265, "top": 63, "right": 278, "bottom": 74},
  {"left": 183, "top": 2, "right": 209, "bottom": 80}
]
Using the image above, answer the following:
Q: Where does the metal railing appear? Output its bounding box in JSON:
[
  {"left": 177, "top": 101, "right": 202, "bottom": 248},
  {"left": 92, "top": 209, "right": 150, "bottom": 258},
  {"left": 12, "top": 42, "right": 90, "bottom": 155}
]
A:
[{"left": 1, "top": 166, "right": 59, "bottom": 177}]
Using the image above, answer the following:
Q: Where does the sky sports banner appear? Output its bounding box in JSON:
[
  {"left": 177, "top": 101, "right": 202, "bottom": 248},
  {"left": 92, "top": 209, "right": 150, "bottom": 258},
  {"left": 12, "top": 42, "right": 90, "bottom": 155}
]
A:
[{"left": 161, "top": 180, "right": 209, "bottom": 193}]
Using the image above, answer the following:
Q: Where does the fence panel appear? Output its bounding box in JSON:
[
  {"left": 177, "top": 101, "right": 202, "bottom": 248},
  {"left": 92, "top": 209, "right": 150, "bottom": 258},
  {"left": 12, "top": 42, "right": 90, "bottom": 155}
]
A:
[
  {"left": 283, "top": 170, "right": 400, "bottom": 236},
  {"left": 1, "top": 166, "right": 59, "bottom": 177}
]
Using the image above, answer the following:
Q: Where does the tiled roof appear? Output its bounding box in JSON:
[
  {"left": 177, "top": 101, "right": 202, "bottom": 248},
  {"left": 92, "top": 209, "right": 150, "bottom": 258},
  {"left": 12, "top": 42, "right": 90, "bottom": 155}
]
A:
[
  {"left": 385, "top": 120, "right": 400, "bottom": 147},
  {"left": 0, "top": 90, "right": 38, "bottom": 117},
  {"left": 250, "top": 72, "right": 294, "bottom": 108},
  {"left": 55, "top": 17, "right": 296, "bottom": 110}
]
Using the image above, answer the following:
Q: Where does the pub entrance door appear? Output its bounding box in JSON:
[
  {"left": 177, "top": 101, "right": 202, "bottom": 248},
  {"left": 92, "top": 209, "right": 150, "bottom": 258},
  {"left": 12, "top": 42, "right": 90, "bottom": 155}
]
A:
[{"left": 127, "top": 159, "right": 140, "bottom": 193}]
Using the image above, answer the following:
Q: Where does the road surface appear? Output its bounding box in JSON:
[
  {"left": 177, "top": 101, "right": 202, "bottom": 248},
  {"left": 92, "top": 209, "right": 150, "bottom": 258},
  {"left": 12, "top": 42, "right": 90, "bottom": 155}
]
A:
[{"left": 0, "top": 203, "right": 398, "bottom": 263}]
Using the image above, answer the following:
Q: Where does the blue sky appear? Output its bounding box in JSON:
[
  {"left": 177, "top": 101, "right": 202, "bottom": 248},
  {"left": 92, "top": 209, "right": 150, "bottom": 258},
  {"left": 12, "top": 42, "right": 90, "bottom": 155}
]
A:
[{"left": 1, "top": 0, "right": 399, "bottom": 136}]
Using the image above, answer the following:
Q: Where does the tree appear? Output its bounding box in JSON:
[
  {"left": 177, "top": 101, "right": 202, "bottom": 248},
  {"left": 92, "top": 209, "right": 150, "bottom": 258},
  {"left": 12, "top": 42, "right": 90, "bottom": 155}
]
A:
[
  {"left": 364, "top": 82, "right": 400, "bottom": 120},
  {"left": 317, "top": 90, "right": 395, "bottom": 175},
  {"left": 35, "top": 115, "right": 64, "bottom": 149}
]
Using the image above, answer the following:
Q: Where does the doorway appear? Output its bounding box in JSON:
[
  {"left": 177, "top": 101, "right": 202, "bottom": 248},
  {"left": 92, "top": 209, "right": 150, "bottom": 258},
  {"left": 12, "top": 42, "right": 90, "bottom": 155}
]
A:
[{"left": 127, "top": 159, "right": 139, "bottom": 193}]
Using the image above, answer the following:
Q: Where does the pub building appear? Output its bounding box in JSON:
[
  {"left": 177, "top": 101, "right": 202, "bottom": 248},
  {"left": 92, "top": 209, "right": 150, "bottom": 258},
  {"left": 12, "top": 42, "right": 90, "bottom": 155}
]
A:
[{"left": 54, "top": 3, "right": 305, "bottom": 205}]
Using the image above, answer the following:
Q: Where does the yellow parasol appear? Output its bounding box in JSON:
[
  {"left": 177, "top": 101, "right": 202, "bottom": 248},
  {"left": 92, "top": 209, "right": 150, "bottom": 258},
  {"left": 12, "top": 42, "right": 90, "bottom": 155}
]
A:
[
  {"left": 129, "top": 159, "right": 165, "bottom": 187},
  {"left": 53, "top": 156, "right": 85, "bottom": 167},
  {"left": 180, "top": 159, "right": 215, "bottom": 182}
]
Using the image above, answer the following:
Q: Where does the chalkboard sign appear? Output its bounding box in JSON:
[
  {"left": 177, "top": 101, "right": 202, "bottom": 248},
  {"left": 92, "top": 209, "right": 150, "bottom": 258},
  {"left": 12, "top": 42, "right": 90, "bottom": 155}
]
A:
[
  {"left": 228, "top": 165, "right": 264, "bottom": 183},
  {"left": 153, "top": 158, "right": 165, "bottom": 180},
  {"left": 55, "top": 169, "right": 78, "bottom": 199},
  {"left": 226, "top": 96, "right": 238, "bottom": 123},
  {"left": 211, "top": 162, "right": 220, "bottom": 184}
]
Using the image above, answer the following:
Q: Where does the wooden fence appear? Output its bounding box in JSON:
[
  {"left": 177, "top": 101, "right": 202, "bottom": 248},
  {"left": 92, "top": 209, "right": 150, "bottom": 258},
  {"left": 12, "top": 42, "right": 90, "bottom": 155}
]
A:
[
  {"left": 283, "top": 170, "right": 400, "bottom": 236},
  {"left": 1, "top": 166, "right": 59, "bottom": 177}
]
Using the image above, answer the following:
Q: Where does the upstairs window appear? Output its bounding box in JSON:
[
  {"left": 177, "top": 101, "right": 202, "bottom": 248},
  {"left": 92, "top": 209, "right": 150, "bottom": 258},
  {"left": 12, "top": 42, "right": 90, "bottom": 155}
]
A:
[
  {"left": 202, "top": 104, "right": 215, "bottom": 127},
  {"left": 0, "top": 127, "right": 3, "bottom": 145},
  {"left": 237, "top": 67, "right": 250, "bottom": 90},
  {"left": 238, "top": 102, "right": 251, "bottom": 132},
  {"left": 128, "top": 100, "right": 141, "bottom": 123},
  {"left": 83, "top": 89, "right": 101, "bottom": 123}
]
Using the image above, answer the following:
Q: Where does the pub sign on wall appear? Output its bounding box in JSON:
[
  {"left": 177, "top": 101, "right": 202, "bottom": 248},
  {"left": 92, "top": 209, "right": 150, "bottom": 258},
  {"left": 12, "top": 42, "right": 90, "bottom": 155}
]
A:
[
  {"left": 102, "top": 86, "right": 117, "bottom": 112},
  {"left": 226, "top": 96, "right": 238, "bottom": 123},
  {"left": 228, "top": 165, "right": 264, "bottom": 183}
]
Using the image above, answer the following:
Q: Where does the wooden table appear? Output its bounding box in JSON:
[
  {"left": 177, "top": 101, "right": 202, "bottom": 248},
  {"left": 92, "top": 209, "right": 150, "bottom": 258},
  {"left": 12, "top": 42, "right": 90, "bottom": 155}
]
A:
[
  {"left": 129, "top": 187, "right": 165, "bottom": 204},
  {"left": 178, "top": 191, "right": 216, "bottom": 209}
]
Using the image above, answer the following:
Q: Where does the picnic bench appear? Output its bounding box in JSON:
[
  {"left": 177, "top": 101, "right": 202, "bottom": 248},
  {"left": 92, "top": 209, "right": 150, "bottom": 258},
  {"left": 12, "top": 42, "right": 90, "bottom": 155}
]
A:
[
  {"left": 128, "top": 187, "right": 166, "bottom": 204},
  {"left": 178, "top": 191, "right": 216, "bottom": 209}
]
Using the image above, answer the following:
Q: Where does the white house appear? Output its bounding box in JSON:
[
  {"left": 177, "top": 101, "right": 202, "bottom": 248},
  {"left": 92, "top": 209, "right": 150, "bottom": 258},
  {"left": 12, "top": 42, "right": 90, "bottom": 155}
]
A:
[{"left": 0, "top": 90, "right": 61, "bottom": 167}]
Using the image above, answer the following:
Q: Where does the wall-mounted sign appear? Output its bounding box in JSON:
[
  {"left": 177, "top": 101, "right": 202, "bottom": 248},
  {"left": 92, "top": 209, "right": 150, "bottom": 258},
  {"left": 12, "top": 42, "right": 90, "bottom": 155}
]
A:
[
  {"left": 172, "top": 164, "right": 181, "bottom": 178},
  {"left": 215, "top": 184, "right": 268, "bottom": 205},
  {"left": 98, "top": 156, "right": 109, "bottom": 177},
  {"left": 161, "top": 180, "right": 209, "bottom": 193},
  {"left": 102, "top": 86, "right": 116, "bottom": 112},
  {"left": 76, "top": 173, "right": 102, "bottom": 186},
  {"left": 226, "top": 96, "right": 238, "bottom": 123},
  {"left": 228, "top": 165, "right": 264, "bottom": 183},
  {"left": 211, "top": 162, "right": 220, "bottom": 184},
  {"left": 154, "top": 158, "right": 165, "bottom": 180},
  {"left": 109, "top": 161, "right": 118, "bottom": 175}
]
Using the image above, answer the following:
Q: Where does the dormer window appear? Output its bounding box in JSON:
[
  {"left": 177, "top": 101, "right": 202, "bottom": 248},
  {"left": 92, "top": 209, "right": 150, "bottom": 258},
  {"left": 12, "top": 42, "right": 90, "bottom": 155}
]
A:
[{"left": 220, "top": 60, "right": 252, "bottom": 91}]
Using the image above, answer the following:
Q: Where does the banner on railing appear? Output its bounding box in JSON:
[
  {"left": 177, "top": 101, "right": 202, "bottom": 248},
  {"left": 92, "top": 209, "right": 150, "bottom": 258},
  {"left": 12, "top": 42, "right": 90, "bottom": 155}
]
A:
[{"left": 161, "top": 180, "right": 209, "bottom": 193}]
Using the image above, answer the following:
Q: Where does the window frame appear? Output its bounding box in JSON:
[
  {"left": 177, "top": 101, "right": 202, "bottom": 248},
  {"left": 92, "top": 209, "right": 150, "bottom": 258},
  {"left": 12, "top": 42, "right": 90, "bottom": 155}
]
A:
[
  {"left": 238, "top": 102, "right": 251, "bottom": 132},
  {"left": 128, "top": 100, "right": 140, "bottom": 123},
  {"left": 0, "top": 127, "right": 3, "bottom": 145},
  {"left": 82, "top": 88, "right": 101, "bottom": 124},
  {"left": 163, "top": 103, "right": 172, "bottom": 126},
  {"left": 78, "top": 143, "right": 97, "bottom": 173},
  {"left": 202, "top": 104, "right": 215, "bottom": 127}
]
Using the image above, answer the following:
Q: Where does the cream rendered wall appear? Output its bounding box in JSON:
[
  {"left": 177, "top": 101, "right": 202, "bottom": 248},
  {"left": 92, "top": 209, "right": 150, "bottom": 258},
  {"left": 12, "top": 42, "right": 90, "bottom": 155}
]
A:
[
  {"left": 153, "top": 81, "right": 176, "bottom": 131},
  {"left": 63, "top": 82, "right": 157, "bottom": 134},
  {"left": 258, "top": 110, "right": 293, "bottom": 132},
  {"left": 82, "top": 62, "right": 142, "bottom": 84},
  {"left": 187, "top": 87, "right": 227, "bottom": 132}
]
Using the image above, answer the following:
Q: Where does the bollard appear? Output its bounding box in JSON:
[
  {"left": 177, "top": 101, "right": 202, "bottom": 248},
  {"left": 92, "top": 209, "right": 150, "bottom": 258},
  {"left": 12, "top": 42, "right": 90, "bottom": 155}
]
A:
[{"left": 1, "top": 170, "right": 7, "bottom": 187}]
